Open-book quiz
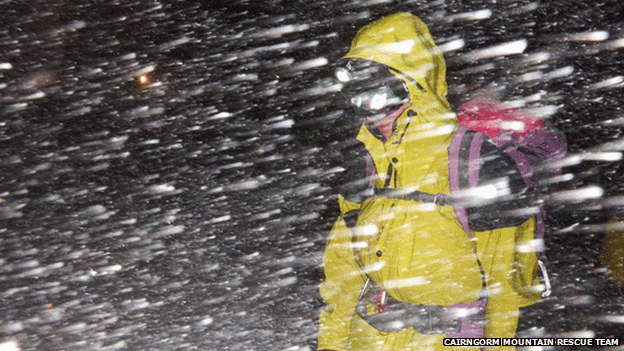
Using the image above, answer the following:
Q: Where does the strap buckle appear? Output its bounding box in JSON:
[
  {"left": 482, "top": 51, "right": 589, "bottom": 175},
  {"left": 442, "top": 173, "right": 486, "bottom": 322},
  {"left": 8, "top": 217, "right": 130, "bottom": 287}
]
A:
[{"left": 538, "top": 259, "right": 552, "bottom": 297}]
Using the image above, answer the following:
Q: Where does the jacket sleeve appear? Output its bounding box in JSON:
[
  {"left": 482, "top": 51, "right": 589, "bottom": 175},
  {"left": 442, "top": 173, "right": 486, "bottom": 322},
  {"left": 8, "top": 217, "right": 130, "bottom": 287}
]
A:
[
  {"left": 318, "top": 143, "right": 371, "bottom": 350},
  {"left": 338, "top": 142, "right": 376, "bottom": 205},
  {"left": 318, "top": 215, "right": 367, "bottom": 351}
]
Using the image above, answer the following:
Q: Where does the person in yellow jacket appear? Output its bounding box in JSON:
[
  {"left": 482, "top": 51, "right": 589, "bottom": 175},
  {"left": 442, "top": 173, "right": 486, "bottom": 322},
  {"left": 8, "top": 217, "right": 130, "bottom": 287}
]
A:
[{"left": 318, "top": 13, "right": 543, "bottom": 351}]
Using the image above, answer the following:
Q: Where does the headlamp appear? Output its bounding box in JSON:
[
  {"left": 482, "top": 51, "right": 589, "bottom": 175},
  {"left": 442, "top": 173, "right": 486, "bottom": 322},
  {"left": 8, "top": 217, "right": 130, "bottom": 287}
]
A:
[{"left": 335, "top": 60, "right": 410, "bottom": 116}]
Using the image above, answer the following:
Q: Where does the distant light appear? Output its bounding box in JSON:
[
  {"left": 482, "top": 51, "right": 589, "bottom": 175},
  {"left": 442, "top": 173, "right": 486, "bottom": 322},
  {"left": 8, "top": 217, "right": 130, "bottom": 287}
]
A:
[
  {"left": 139, "top": 75, "right": 148, "bottom": 84},
  {"left": 0, "top": 341, "right": 21, "bottom": 351}
]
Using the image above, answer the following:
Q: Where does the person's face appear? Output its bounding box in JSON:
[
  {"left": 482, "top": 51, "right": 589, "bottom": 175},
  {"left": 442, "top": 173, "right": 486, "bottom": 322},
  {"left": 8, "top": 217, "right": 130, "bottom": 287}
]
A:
[
  {"left": 335, "top": 60, "right": 410, "bottom": 121},
  {"left": 367, "top": 102, "right": 411, "bottom": 125}
]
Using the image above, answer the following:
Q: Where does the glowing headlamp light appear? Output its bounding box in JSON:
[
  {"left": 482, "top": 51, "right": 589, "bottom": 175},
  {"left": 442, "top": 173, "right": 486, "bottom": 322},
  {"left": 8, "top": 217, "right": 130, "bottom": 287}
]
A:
[{"left": 335, "top": 61, "right": 410, "bottom": 115}]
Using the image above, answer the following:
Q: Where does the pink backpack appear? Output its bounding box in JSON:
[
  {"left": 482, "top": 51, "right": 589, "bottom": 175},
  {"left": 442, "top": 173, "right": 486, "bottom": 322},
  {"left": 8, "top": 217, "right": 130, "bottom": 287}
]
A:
[{"left": 449, "top": 100, "right": 567, "bottom": 298}]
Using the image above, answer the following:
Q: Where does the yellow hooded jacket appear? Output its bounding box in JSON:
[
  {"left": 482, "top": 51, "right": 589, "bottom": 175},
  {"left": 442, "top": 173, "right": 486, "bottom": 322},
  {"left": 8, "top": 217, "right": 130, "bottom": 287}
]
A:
[{"left": 318, "top": 13, "right": 541, "bottom": 351}]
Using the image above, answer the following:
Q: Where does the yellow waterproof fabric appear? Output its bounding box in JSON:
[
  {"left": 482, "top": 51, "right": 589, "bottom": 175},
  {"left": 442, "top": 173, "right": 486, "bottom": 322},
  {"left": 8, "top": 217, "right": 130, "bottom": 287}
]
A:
[
  {"left": 318, "top": 13, "right": 540, "bottom": 351},
  {"left": 600, "top": 219, "right": 624, "bottom": 287}
]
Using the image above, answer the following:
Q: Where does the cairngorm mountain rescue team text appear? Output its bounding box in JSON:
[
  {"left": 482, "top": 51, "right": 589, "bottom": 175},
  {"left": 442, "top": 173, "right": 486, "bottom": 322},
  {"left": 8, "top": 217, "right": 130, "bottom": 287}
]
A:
[{"left": 443, "top": 338, "right": 620, "bottom": 347}]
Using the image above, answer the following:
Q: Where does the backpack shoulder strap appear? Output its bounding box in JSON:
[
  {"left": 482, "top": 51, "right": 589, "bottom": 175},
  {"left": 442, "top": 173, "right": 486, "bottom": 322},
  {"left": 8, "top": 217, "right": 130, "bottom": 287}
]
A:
[{"left": 449, "top": 126, "right": 488, "bottom": 238}]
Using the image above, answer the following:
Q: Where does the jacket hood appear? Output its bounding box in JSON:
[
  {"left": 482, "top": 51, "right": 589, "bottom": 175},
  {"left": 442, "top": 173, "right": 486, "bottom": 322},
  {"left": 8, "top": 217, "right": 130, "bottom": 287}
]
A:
[{"left": 343, "top": 13, "right": 450, "bottom": 110}]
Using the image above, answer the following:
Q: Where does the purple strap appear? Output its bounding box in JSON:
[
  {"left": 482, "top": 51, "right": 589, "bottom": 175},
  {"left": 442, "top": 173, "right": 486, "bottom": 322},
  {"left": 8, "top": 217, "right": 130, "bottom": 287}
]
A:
[
  {"left": 449, "top": 127, "right": 472, "bottom": 238},
  {"left": 502, "top": 145, "right": 547, "bottom": 239},
  {"left": 503, "top": 147, "right": 535, "bottom": 186},
  {"left": 449, "top": 127, "right": 487, "bottom": 238},
  {"left": 448, "top": 128, "right": 489, "bottom": 338},
  {"left": 365, "top": 154, "right": 376, "bottom": 187},
  {"left": 535, "top": 206, "right": 545, "bottom": 240},
  {"left": 444, "top": 299, "right": 487, "bottom": 338}
]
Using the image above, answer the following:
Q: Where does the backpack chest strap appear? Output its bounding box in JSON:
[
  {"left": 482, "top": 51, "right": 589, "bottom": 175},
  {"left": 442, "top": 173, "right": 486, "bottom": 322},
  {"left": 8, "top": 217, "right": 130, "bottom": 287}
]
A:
[{"left": 373, "top": 187, "right": 454, "bottom": 206}]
